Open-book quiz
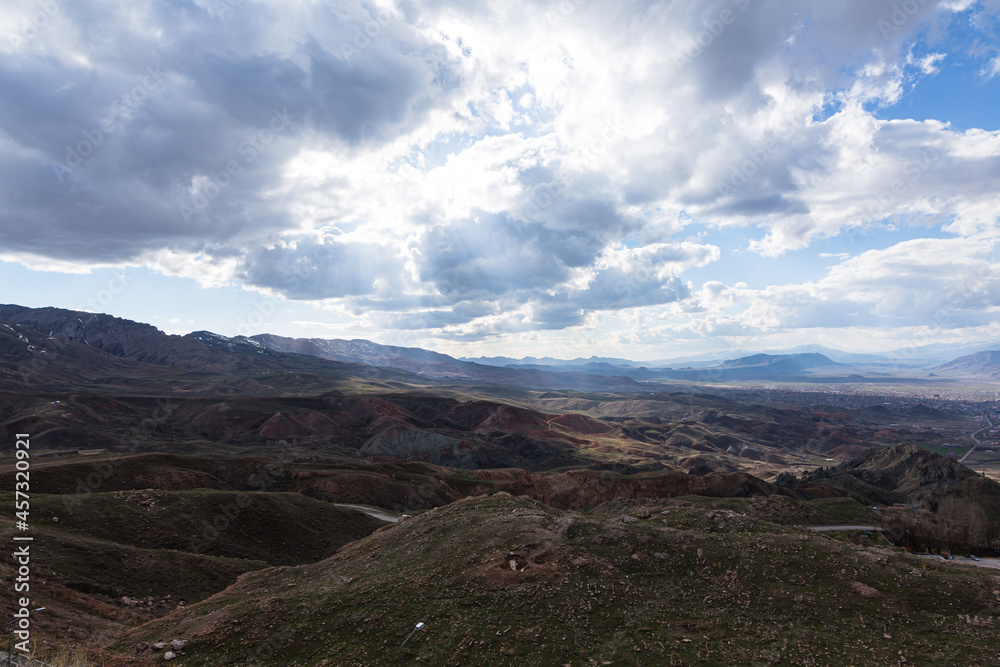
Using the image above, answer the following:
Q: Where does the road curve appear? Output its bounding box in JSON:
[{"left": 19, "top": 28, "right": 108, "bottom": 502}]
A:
[
  {"left": 334, "top": 503, "right": 402, "bottom": 523},
  {"left": 959, "top": 415, "right": 992, "bottom": 464}
]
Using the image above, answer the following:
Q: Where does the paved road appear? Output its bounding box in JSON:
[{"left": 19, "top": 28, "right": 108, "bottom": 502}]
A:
[
  {"left": 806, "top": 525, "right": 884, "bottom": 532},
  {"left": 949, "top": 556, "right": 1000, "bottom": 570},
  {"left": 333, "top": 503, "right": 401, "bottom": 523},
  {"left": 959, "top": 415, "right": 993, "bottom": 464},
  {"left": 917, "top": 554, "right": 1000, "bottom": 570}
]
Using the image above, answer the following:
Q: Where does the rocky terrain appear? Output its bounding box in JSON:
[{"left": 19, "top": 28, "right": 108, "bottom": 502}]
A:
[
  {"left": 2, "top": 385, "right": 965, "bottom": 479},
  {"left": 0, "top": 485, "right": 385, "bottom": 658},
  {"left": 792, "top": 442, "right": 981, "bottom": 506},
  {"left": 2, "top": 443, "right": 997, "bottom": 664},
  {"left": 108, "top": 493, "right": 1000, "bottom": 666}
]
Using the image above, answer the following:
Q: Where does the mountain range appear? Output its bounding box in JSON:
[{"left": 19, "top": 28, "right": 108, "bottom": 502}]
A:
[
  {"left": 2, "top": 305, "right": 1000, "bottom": 394},
  {"left": 466, "top": 342, "right": 1000, "bottom": 368}
]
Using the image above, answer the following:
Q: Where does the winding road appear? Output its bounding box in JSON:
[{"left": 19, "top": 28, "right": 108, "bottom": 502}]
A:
[
  {"left": 959, "top": 414, "right": 993, "bottom": 464},
  {"left": 334, "top": 503, "right": 402, "bottom": 523}
]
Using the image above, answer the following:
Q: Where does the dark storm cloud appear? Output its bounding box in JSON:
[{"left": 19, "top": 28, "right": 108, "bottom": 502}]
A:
[{"left": 0, "top": 1, "right": 457, "bottom": 262}]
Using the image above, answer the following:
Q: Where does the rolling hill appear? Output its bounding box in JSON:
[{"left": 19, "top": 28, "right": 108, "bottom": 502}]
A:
[{"left": 109, "top": 492, "right": 1000, "bottom": 666}]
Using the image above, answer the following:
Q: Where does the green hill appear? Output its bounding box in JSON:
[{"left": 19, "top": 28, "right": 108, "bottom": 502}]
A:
[{"left": 113, "top": 493, "right": 1000, "bottom": 666}]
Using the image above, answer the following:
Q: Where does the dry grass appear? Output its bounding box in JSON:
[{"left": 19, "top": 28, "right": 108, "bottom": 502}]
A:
[{"left": 4, "top": 640, "right": 98, "bottom": 667}]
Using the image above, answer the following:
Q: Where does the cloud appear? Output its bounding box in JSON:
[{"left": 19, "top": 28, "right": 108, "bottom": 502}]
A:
[
  {"left": 0, "top": 0, "right": 457, "bottom": 263},
  {"left": 985, "top": 55, "right": 1000, "bottom": 78},
  {"left": 237, "top": 238, "right": 410, "bottom": 300},
  {"left": 1, "top": 0, "right": 999, "bottom": 349},
  {"left": 667, "top": 234, "right": 1000, "bottom": 339}
]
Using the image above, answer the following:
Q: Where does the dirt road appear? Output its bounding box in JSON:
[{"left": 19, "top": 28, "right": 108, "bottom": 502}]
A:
[{"left": 334, "top": 503, "right": 401, "bottom": 523}]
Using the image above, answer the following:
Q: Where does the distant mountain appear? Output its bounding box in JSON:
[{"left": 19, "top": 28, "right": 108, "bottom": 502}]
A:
[
  {"left": 933, "top": 350, "right": 1000, "bottom": 379},
  {"left": 461, "top": 355, "right": 641, "bottom": 368},
  {"left": 888, "top": 341, "right": 1000, "bottom": 364},
  {"left": 0, "top": 304, "right": 349, "bottom": 377},
  {"left": 249, "top": 334, "right": 461, "bottom": 373},
  {"left": 0, "top": 305, "right": 658, "bottom": 394},
  {"left": 425, "top": 352, "right": 843, "bottom": 383},
  {"left": 756, "top": 345, "right": 889, "bottom": 364},
  {"left": 468, "top": 351, "right": 858, "bottom": 383},
  {"left": 466, "top": 346, "right": 881, "bottom": 369},
  {"left": 250, "top": 333, "right": 649, "bottom": 392},
  {"left": 469, "top": 344, "right": 1000, "bottom": 370},
  {"left": 720, "top": 352, "right": 839, "bottom": 370},
  {"left": 499, "top": 361, "right": 637, "bottom": 377},
  {"left": 642, "top": 352, "right": 845, "bottom": 382},
  {"left": 0, "top": 304, "right": 417, "bottom": 393}
]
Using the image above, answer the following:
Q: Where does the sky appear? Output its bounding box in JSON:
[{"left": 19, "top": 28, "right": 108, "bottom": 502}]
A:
[{"left": 1, "top": 0, "right": 999, "bottom": 361}]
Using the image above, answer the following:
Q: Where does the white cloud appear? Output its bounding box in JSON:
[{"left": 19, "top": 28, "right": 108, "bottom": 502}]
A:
[
  {"left": 985, "top": 56, "right": 1000, "bottom": 78},
  {"left": 1, "top": 0, "right": 999, "bottom": 351}
]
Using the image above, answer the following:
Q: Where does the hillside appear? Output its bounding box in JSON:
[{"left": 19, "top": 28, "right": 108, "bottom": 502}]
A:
[
  {"left": 796, "top": 443, "right": 979, "bottom": 505},
  {"left": 0, "top": 386, "right": 942, "bottom": 479},
  {"left": 0, "top": 489, "right": 386, "bottom": 652},
  {"left": 0, "top": 305, "right": 657, "bottom": 394},
  {"left": 28, "top": 490, "right": 385, "bottom": 565},
  {"left": 1, "top": 435, "right": 996, "bottom": 661},
  {"left": 0, "top": 306, "right": 420, "bottom": 395},
  {"left": 5, "top": 378, "right": 974, "bottom": 483},
  {"left": 111, "top": 493, "right": 1000, "bottom": 666},
  {"left": 934, "top": 350, "right": 1000, "bottom": 379}
]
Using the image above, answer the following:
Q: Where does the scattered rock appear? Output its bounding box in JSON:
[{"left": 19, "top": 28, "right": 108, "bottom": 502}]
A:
[
  {"left": 851, "top": 582, "right": 881, "bottom": 597},
  {"left": 169, "top": 639, "right": 186, "bottom": 651},
  {"left": 135, "top": 642, "right": 148, "bottom": 653},
  {"left": 150, "top": 642, "right": 167, "bottom": 651},
  {"left": 774, "top": 472, "right": 797, "bottom": 487},
  {"left": 164, "top": 651, "right": 176, "bottom": 660}
]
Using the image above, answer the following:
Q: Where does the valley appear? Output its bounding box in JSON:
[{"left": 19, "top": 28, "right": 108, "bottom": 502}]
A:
[{"left": 1, "top": 306, "right": 1000, "bottom": 665}]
